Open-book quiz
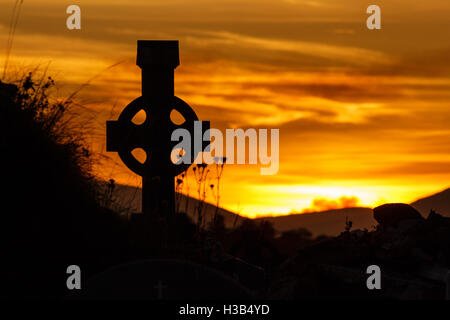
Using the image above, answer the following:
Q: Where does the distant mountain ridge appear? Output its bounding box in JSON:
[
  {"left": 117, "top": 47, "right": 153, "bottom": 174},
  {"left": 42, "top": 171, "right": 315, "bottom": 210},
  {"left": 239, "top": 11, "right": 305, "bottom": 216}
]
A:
[
  {"left": 109, "top": 183, "right": 450, "bottom": 236},
  {"left": 254, "top": 207, "right": 375, "bottom": 236},
  {"left": 410, "top": 188, "right": 450, "bottom": 217}
]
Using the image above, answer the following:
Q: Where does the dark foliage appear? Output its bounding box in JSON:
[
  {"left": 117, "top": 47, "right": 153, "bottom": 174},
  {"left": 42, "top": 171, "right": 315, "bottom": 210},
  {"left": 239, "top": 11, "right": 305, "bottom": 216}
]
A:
[{"left": 0, "top": 76, "right": 129, "bottom": 298}]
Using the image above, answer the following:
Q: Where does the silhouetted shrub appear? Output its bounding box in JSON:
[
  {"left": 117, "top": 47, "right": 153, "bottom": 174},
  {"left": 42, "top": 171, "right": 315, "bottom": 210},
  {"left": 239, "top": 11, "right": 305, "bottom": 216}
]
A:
[
  {"left": 0, "top": 75, "right": 127, "bottom": 298},
  {"left": 224, "top": 220, "right": 282, "bottom": 269}
]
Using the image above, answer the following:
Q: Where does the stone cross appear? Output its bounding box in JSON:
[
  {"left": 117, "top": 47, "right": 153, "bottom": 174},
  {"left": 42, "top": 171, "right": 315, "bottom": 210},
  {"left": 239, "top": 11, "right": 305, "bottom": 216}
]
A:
[
  {"left": 153, "top": 280, "right": 168, "bottom": 299},
  {"left": 106, "top": 40, "right": 209, "bottom": 223}
]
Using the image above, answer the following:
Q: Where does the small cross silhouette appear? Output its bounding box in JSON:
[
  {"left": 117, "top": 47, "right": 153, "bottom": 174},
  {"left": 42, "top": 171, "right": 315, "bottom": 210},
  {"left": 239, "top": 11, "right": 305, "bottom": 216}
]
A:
[{"left": 154, "top": 280, "right": 168, "bottom": 299}]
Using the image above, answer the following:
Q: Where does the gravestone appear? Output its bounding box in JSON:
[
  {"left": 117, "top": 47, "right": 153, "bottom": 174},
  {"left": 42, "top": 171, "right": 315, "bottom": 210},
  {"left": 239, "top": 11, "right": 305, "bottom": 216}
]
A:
[
  {"left": 77, "top": 259, "right": 254, "bottom": 299},
  {"left": 107, "top": 41, "right": 209, "bottom": 225}
]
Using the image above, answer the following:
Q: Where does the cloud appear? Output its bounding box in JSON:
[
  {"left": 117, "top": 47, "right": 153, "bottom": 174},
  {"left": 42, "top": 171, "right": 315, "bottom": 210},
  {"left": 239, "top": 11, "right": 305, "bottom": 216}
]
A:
[
  {"left": 188, "top": 31, "right": 394, "bottom": 66},
  {"left": 301, "top": 196, "right": 360, "bottom": 213}
]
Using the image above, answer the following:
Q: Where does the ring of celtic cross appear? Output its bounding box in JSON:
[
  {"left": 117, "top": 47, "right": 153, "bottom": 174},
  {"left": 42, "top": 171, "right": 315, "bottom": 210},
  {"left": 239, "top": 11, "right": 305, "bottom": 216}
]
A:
[{"left": 111, "top": 96, "right": 199, "bottom": 177}]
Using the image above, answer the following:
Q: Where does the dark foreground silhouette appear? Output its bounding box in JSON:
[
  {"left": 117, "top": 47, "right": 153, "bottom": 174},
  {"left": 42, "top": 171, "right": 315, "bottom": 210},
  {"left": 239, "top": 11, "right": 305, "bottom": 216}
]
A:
[{"left": 1, "top": 77, "right": 449, "bottom": 299}]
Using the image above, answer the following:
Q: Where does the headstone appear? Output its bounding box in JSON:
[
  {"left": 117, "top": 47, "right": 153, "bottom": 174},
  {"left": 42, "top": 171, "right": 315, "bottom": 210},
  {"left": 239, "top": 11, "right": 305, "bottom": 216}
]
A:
[
  {"left": 76, "top": 259, "right": 254, "bottom": 299},
  {"left": 106, "top": 40, "right": 210, "bottom": 226}
]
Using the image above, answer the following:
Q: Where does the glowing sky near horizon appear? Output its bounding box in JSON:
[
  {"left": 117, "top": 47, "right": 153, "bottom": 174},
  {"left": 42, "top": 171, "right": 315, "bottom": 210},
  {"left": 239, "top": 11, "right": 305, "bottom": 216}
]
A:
[{"left": 1, "top": 0, "right": 450, "bottom": 217}]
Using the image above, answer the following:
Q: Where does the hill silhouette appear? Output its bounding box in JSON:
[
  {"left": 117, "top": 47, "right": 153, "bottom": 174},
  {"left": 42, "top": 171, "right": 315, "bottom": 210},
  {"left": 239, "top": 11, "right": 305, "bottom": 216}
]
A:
[
  {"left": 411, "top": 188, "right": 450, "bottom": 217},
  {"left": 254, "top": 207, "right": 375, "bottom": 236},
  {"left": 254, "top": 187, "right": 450, "bottom": 235},
  {"left": 254, "top": 188, "right": 450, "bottom": 235},
  {"left": 109, "top": 184, "right": 450, "bottom": 236},
  {"left": 0, "top": 76, "right": 129, "bottom": 298},
  {"left": 106, "top": 183, "right": 376, "bottom": 236}
]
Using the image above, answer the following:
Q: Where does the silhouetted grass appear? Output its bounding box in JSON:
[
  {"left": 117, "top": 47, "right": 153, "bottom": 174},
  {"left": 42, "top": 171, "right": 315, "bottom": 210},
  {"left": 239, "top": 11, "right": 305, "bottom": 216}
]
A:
[{"left": 0, "top": 73, "right": 129, "bottom": 298}]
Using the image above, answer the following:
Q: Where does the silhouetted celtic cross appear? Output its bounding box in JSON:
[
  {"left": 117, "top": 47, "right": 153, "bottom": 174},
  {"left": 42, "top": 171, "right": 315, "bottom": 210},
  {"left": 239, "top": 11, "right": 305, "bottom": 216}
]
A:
[{"left": 106, "top": 40, "right": 209, "bottom": 219}]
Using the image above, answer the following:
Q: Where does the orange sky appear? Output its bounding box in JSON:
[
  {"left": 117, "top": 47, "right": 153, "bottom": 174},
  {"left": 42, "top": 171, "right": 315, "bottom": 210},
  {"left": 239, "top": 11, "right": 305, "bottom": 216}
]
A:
[{"left": 1, "top": 0, "right": 450, "bottom": 217}]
